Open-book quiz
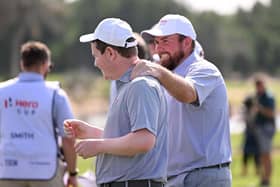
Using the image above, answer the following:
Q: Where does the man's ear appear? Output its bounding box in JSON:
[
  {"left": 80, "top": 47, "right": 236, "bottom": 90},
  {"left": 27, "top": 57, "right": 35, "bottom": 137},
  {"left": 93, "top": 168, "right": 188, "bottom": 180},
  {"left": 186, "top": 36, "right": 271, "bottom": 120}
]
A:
[
  {"left": 183, "top": 37, "right": 192, "bottom": 48},
  {"left": 105, "top": 46, "right": 117, "bottom": 61},
  {"left": 182, "top": 37, "right": 193, "bottom": 54}
]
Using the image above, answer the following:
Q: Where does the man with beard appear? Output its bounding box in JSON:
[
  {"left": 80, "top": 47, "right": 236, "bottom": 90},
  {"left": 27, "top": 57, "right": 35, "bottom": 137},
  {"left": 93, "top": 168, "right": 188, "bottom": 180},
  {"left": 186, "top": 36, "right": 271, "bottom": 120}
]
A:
[{"left": 132, "top": 14, "right": 232, "bottom": 187}]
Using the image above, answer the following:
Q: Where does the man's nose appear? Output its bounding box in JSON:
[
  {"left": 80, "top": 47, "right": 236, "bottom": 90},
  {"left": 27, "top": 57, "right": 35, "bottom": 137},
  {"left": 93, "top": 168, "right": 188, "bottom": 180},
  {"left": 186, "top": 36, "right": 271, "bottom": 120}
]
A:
[{"left": 155, "top": 43, "right": 164, "bottom": 54}]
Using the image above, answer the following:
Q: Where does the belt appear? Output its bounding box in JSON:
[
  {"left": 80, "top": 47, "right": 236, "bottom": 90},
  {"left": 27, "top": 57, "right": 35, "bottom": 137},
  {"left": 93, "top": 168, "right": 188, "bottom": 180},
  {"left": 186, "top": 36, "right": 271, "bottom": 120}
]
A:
[
  {"left": 194, "top": 162, "right": 230, "bottom": 171},
  {"left": 100, "top": 179, "right": 164, "bottom": 187}
]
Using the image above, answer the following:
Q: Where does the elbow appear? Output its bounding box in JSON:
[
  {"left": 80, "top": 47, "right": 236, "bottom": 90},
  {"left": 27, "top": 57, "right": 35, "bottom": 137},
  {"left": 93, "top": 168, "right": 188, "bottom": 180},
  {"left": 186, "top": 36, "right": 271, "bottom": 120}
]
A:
[
  {"left": 138, "top": 134, "right": 156, "bottom": 153},
  {"left": 124, "top": 130, "right": 156, "bottom": 156},
  {"left": 177, "top": 90, "right": 197, "bottom": 103},
  {"left": 186, "top": 91, "right": 197, "bottom": 103},
  {"left": 174, "top": 81, "right": 198, "bottom": 103}
]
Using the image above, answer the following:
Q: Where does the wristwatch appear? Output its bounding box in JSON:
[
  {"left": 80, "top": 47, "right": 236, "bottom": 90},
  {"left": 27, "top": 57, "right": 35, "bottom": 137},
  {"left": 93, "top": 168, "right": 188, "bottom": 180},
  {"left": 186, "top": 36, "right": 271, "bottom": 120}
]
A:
[{"left": 69, "top": 170, "right": 78, "bottom": 177}]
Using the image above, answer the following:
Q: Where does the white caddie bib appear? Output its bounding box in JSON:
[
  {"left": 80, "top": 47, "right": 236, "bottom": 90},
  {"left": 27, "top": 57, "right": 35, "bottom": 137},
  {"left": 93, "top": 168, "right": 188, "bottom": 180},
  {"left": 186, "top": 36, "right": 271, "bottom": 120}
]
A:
[{"left": 0, "top": 79, "right": 59, "bottom": 180}]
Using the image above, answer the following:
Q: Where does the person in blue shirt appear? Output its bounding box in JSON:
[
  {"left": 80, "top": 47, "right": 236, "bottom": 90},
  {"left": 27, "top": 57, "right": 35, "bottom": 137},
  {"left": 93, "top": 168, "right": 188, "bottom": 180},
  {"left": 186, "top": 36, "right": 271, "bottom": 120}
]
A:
[
  {"left": 131, "top": 14, "right": 232, "bottom": 187},
  {"left": 0, "top": 41, "right": 77, "bottom": 187}
]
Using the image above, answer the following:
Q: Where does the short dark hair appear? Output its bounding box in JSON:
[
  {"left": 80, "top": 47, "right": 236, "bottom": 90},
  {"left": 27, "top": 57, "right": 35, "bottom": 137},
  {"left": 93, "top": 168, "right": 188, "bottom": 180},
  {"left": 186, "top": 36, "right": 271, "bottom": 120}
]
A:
[
  {"left": 94, "top": 38, "right": 137, "bottom": 58},
  {"left": 134, "top": 32, "right": 149, "bottom": 59},
  {"left": 20, "top": 41, "right": 51, "bottom": 68}
]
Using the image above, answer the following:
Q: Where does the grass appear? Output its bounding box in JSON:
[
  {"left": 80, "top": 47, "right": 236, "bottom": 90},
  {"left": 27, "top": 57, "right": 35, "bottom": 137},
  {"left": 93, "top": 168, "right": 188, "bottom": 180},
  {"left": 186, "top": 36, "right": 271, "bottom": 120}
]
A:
[
  {"left": 231, "top": 132, "right": 280, "bottom": 187},
  {"left": 77, "top": 132, "right": 280, "bottom": 187},
  {"left": 77, "top": 157, "right": 95, "bottom": 174}
]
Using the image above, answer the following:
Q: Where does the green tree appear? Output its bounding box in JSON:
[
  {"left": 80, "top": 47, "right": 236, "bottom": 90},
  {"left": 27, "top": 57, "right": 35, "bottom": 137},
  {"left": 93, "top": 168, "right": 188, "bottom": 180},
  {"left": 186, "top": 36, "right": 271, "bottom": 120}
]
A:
[
  {"left": 55, "top": 0, "right": 192, "bottom": 72},
  {"left": 236, "top": 0, "right": 280, "bottom": 75},
  {"left": 0, "top": 0, "right": 65, "bottom": 77}
]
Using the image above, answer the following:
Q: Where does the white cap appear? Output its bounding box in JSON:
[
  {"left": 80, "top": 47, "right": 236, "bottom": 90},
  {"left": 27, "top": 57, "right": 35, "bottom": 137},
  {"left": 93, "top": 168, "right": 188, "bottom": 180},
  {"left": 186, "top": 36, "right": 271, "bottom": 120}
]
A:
[
  {"left": 79, "top": 18, "right": 138, "bottom": 48},
  {"left": 141, "top": 14, "right": 196, "bottom": 40}
]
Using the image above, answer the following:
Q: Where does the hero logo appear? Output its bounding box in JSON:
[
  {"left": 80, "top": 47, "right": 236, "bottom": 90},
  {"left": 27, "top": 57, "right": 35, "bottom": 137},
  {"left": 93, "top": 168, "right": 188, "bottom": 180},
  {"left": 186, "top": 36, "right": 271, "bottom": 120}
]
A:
[
  {"left": 159, "top": 19, "right": 168, "bottom": 25},
  {"left": 4, "top": 98, "right": 39, "bottom": 115},
  {"left": 4, "top": 98, "right": 39, "bottom": 109},
  {"left": 4, "top": 97, "right": 13, "bottom": 108},
  {"left": 15, "top": 100, "right": 39, "bottom": 108}
]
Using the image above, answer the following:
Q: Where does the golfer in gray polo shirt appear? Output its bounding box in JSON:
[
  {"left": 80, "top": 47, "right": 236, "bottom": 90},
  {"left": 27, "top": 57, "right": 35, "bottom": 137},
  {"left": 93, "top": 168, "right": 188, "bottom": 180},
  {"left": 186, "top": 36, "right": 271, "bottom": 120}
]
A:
[
  {"left": 64, "top": 18, "right": 168, "bottom": 187},
  {"left": 132, "top": 14, "right": 232, "bottom": 187}
]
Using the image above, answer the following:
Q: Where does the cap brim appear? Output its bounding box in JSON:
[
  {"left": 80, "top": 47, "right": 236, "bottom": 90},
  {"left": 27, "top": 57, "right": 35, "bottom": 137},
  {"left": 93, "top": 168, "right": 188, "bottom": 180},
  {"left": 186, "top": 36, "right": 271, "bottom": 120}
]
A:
[
  {"left": 141, "top": 27, "right": 170, "bottom": 37},
  {"left": 79, "top": 33, "right": 97, "bottom": 43},
  {"left": 141, "top": 31, "right": 154, "bottom": 43}
]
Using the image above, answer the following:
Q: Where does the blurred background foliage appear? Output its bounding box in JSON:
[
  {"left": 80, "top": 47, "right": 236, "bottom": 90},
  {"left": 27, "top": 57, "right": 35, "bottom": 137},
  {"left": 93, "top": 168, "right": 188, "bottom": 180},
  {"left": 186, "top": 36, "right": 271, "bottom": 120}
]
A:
[{"left": 0, "top": 0, "right": 280, "bottom": 79}]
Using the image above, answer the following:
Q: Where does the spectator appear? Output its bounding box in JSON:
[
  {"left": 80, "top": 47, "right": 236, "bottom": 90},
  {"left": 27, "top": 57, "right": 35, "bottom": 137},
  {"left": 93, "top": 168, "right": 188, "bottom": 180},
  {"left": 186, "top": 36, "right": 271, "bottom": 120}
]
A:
[
  {"left": 253, "top": 74, "right": 276, "bottom": 187},
  {"left": 0, "top": 41, "right": 78, "bottom": 187},
  {"left": 241, "top": 95, "right": 260, "bottom": 176}
]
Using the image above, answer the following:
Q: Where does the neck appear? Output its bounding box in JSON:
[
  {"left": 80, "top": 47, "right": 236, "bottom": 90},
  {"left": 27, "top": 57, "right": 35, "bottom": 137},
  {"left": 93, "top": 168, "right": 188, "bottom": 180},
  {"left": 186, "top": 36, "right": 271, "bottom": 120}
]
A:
[
  {"left": 114, "top": 56, "right": 138, "bottom": 80},
  {"left": 22, "top": 66, "right": 46, "bottom": 79},
  {"left": 22, "top": 67, "right": 41, "bottom": 74},
  {"left": 128, "top": 56, "right": 139, "bottom": 66}
]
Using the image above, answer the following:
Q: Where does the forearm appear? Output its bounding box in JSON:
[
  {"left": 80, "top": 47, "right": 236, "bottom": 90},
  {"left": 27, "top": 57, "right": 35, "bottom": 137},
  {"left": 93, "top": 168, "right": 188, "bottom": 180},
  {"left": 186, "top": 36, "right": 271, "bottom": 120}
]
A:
[
  {"left": 87, "top": 125, "right": 104, "bottom": 139},
  {"left": 258, "top": 105, "right": 275, "bottom": 119},
  {"left": 100, "top": 129, "right": 155, "bottom": 157},
  {"left": 157, "top": 66, "right": 197, "bottom": 103},
  {"left": 78, "top": 121, "right": 104, "bottom": 139},
  {"left": 62, "top": 137, "right": 77, "bottom": 173}
]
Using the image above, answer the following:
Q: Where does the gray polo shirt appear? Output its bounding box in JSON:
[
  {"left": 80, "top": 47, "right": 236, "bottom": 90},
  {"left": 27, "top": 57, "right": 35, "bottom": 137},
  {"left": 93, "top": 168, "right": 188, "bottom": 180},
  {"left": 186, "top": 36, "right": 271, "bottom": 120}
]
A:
[
  {"left": 167, "top": 52, "right": 232, "bottom": 177},
  {"left": 95, "top": 68, "right": 168, "bottom": 184}
]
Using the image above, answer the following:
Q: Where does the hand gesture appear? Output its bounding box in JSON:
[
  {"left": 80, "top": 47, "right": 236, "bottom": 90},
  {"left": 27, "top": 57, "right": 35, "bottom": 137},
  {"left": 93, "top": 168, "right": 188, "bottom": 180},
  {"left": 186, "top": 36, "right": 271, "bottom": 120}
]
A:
[
  {"left": 131, "top": 59, "right": 162, "bottom": 80},
  {"left": 75, "top": 139, "right": 104, "bottom": 159},
  {"left": 64, "top": 119, "right": 93, "bottom": 139},
  {"left": 66, "top": 175, "right": 78, "bottom": 187}
]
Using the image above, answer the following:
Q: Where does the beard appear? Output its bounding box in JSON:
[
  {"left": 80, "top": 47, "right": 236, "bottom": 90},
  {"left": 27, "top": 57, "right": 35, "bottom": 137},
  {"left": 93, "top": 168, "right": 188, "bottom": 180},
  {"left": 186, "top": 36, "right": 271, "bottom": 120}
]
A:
[{"left": 159, "top": 49, "right": 185, "bottom": 71}]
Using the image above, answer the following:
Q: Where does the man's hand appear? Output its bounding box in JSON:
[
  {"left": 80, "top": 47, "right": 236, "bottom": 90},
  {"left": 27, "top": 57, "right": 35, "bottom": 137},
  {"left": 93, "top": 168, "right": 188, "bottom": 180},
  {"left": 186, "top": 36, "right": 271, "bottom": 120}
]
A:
[
  {"left": 75, "top": 139, "right": 104, "bottom": 159},
  {"left": 131, "top": 59, "right": 162, "bottom": 80},
  {"left": 66, "top": 175, "right": 78, "bottom": 187},
  {"left": 64, "top": 119, "right": 95, "bottom": 139}
]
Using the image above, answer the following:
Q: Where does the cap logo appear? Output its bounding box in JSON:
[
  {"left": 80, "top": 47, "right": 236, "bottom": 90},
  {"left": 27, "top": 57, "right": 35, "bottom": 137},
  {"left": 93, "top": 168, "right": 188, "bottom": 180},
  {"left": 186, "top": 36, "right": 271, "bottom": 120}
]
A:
[
  {"left": 159, "top": 19, "right": 168, "bottom": 25},
  {"left": 141, "top": 14, "right": 197, "bottom": 40}
]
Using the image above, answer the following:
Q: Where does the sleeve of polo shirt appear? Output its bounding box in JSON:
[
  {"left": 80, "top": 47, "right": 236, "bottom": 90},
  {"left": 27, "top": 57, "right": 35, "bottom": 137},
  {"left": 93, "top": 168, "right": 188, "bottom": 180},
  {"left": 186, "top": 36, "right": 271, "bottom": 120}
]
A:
[
  {"left": 126, "top": 78, "right": 161, "bottom": 136},
  {"left": 53, "top": 88, "right": 74, "bottom": 137},
  {"left": 187, "top": 62, "right": 222, "bottom": 106},
  {"left": 265, "top": 95, "right": 275, "bottom": 110}
]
